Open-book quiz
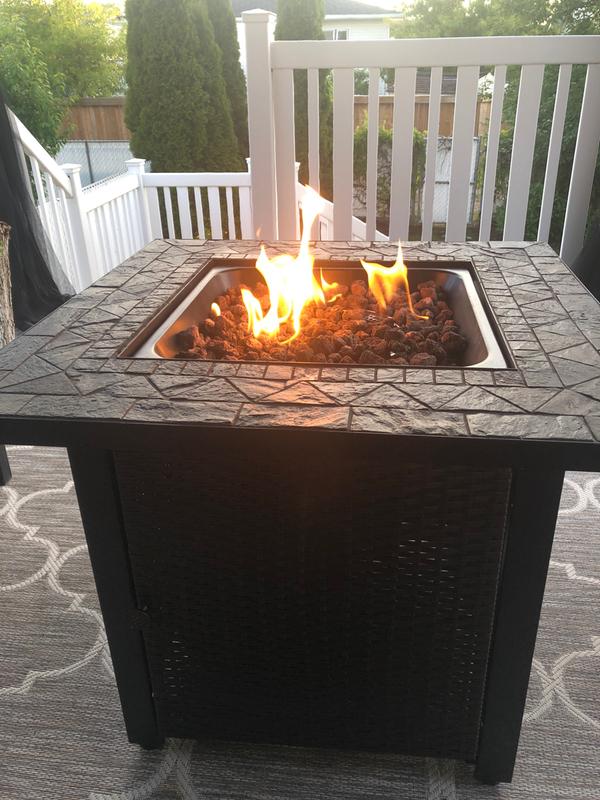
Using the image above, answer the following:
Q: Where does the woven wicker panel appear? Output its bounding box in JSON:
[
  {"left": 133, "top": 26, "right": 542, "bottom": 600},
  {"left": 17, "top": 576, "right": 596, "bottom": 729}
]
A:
[{"left": 114, "top": 442, "right": 511, "bottom": 761}]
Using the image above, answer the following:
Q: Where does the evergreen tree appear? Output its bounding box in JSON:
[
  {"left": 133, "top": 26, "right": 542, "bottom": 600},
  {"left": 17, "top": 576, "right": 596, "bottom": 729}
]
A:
[
  {"left": 125, "top": 0, "right": 243, "bottom": 172},
  {"left": 205, "top": 0, "right": 248, "bottom": 159},
  {"left": 275, "top": 0, "right": 333, "bottom": 198},
  {"left": 190, "top": 0, "right": 244, "bottom": 170}
]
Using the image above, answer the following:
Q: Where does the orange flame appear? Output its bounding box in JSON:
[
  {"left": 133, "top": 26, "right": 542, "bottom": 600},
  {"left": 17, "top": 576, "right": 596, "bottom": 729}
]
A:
[
  {"left": 241, "top": 203, "right": 426, "bottom": 343},
  {"left": 242, "top": 187, "right": 326, "bottom": 342},
  {"left": 210, "top": 302, "right": 221, "bottom": 317},
  {"left": 361, "top": 242, "right": 427, "bottom": 319},
  {"left": 319, "top": 267, "right": 342, "bottom": 303}
]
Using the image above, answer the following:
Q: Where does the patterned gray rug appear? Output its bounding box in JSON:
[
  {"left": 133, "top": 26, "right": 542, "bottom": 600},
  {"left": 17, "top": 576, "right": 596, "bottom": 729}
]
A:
[{"left": 0, "top": 446, "right": 598, "bottom": 799}]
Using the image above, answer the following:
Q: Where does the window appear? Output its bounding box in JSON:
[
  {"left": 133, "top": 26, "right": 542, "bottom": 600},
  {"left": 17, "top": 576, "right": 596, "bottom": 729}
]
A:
[{"left": 323, "top": 28, "right": 350, "bottom": 40}]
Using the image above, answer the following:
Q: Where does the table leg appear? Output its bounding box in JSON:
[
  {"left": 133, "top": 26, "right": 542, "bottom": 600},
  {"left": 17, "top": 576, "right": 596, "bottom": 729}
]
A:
[
  {"left": 475, "top": 467, "right": 564, "bottom": 784},
  {"left": 68, "top": 446, "right": 164, "bottom": 749},
  {"left": 0, "top": 445, "right": 11, "bottom": 485}
]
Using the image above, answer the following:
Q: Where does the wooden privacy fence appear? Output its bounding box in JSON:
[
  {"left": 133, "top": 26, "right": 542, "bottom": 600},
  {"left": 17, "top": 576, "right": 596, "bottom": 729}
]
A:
[
  {"left": 244, "top": 10, "right": 600, "bottom": 264},
  {"left": 64, "top": 94, "right": 492, "bottom": 142},
  {"left": 354, "top": 95, "right": 491, "bottom": 137},
  {"left": 63, "top": 97, "right": 130, "bottom": 141}
]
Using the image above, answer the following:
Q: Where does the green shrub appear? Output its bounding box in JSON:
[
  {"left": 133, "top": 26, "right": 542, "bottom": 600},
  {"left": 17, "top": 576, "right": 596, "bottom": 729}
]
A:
[{"left": 353, "top": 119, "right": 427, "bottom": 232}]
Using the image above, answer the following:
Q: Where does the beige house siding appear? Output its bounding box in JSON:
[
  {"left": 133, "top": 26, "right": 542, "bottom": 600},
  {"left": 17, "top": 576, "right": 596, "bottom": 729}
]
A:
[{"left": 323, "top": 18, "right": 391, "bottom": 40}]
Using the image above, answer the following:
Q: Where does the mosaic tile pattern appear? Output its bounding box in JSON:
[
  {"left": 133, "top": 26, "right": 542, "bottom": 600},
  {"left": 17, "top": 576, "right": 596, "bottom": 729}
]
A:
[{"left": 0, "top": 240, "right": 600, "bottom": 449}]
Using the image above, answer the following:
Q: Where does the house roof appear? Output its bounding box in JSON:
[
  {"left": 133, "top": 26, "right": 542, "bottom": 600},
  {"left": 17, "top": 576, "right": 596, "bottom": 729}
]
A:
[{"left": 232, "top": 1, "right": 394, "bottom": 17}]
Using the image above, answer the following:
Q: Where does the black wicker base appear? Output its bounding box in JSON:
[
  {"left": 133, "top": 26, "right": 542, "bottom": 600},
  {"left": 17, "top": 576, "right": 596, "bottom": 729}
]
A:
[{"left": 112, "top": 443, "right": 511, "bottom": 762}]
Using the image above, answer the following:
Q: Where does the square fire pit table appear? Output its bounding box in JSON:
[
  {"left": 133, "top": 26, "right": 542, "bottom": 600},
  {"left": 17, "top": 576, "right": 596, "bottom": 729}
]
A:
[{"left": 1, "top": 239, "right": 599, "bottom": 786}]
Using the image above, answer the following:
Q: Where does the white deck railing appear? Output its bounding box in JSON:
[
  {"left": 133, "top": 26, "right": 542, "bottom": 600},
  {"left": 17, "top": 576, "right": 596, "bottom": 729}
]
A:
[
  {"left": 10, "top": 111, "right": 82, "bottom": 290},
  {"left": 83, "top": 168, "right": 150, "bottom": 278},
  {"left": 13, "top": 115, "right": 259, "bottom": 291},
  {"left": 244, "top": 12, "right": 600, "bottom": 263},
  {"left": 11, "top": 24, "right": 600, "bottom": 291},
  {"left": 143, "top": 170, "right": 254, "bottom": 240},
  {"left": 13, "top": 112, "right": 380, "bottom": 292}
]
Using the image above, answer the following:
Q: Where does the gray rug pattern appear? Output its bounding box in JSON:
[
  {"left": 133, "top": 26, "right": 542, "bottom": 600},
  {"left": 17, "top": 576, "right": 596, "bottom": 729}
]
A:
[{"left": 0, "top": 446, "right": 598, "bottom": 799}]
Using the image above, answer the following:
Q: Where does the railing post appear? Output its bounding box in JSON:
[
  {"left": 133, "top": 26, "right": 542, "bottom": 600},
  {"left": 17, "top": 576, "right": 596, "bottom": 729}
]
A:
[
  {"left": 560, "top": 63, "right": 600, "bottom": 265},
  {"left": 61, "top": 164, "right": 95, "bottom": 291},
  {"left": 243, "top": 9, "right": 278, "bottom": 239},
  {"left": 126, "top": 158, "right": 153, "bottom": 245}
]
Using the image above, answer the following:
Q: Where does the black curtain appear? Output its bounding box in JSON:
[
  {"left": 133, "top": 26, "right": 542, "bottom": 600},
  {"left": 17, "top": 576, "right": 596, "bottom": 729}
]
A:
[
  {"left": 0, "top": 94, "right": 73, "bottom": 330},
  {"left": 571, "top": 225, "right": 600, "bottom": 302}
]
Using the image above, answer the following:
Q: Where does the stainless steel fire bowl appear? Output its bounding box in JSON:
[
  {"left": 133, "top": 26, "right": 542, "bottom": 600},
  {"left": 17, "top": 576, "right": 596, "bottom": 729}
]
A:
[{"left": 124, "top": 259, "right": 511, "bottom": 369}]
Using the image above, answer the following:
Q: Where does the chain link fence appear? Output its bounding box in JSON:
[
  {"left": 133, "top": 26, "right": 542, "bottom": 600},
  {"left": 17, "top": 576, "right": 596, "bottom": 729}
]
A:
[{"left": 56, "top": 140, "right": 134, "bottom": 187}]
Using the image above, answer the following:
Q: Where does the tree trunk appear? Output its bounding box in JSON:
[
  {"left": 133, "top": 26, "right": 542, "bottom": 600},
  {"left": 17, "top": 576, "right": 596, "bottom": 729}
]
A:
[{"left": 0, "top": 222, "right": 15, "bottom": 348}]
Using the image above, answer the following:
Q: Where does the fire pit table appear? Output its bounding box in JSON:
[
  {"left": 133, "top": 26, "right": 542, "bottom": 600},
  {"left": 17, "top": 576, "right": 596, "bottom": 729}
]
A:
[{"left": 1, "top": 239, "right": 599, "bottom": 785}]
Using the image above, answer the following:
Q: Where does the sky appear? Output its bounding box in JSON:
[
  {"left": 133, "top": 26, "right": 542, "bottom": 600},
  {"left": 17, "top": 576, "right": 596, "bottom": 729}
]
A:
[
  {"left": 85, "top": 0, "right": 409, "bottom": 13},
  {"left": 87, "top": 0, "right": 407, "bottom": 8},
  {"left": 359, "top": 0, "right": 404, "bottom": 7}
]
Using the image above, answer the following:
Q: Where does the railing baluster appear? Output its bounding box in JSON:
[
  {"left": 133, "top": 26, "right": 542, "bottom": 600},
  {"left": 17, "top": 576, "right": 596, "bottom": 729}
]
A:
[
  {"left": 126, "top": 189, "right": 142, "bottom": 251},
  {"left": 45, "top": 173, "right": 66, "bottom": 262},
  {"left": 163, "top": 187, "right": 176, "bottom": 239},
  {"left": 560, "top": 63, "right": 600, "bottom": 264},
  {"left": 176, "top": 187, "right": 193, "bottom": 238},
  {"left": 108, "top": 200, "right": 125, "bottom": 263},
  {"left": 193, "top": 188, "right": 205, "bottom": 239},
  {"left": 421, "top": 66, "right": 443, "bottom": 241},
  {"left": 30, "top": 160, "right": 51, "bottom": 238},
  {"left": 102, "top": 203, "right": 120, "bottom": 269},
  {"left": 273, "top": 68, "right": 298, "bottom": 239},
  {"left": 208, "top": 187, "right": 223, "bottom": 239},
  {"left": 479, "top": 64, "right": 507, "bottom": 241},
  {"left": 85, "top": 207, "right": 98, "bottom": 276},
  {"left": 389, "top": 66, "right": 417, "bottom": 241},
  {"left": 122, "top": 192, "right": 135, "bottom": 254},
  {"left": 146, "top": 186, "right": 163, "bottom": 238},
  {"left": 446, "top": 65, "right": 480, "bottom": 241},
  {"left": 308, "top": 68, "right": 320, "bottom": 194},
  {"left": 333, "top": 68, "right": 355, "bottom": 240},
  {"left": 58, "top": 186, "right": 77, "bottom": 286},
  {"left": 92, "top": 208, "right": 109, "bottom": 275},
  {"left": 503, "top": 64, "right": 545, "bottom": 241},
  {"left": 88, "top": 208, "right": 106, "bottom": 278},
  {"left": 538, "top": 65, "right": 572, "bottom": 243},
  {"left": 105, "top": 205, "right": 119, "bottom": 271},
  {"left": 117, "top": 195, "right": 133, "bottom": 256},
  {"left": 239, "top": 187, "right": 253, "bottom": 239},
  {"left": 103, "top": 205, "right": 118, "bottom": 272},
  {"left": 54, "top": 180, "right": 76, "bottom": 272},
  {"left": 365, "top": 67, "right": 380, "bottom": 241},
  {"left": 226, "top": 187, "right": 236, "bottom": 239},
  {"left": 122, "top": 192, "right": 135, "bottom": 252}
]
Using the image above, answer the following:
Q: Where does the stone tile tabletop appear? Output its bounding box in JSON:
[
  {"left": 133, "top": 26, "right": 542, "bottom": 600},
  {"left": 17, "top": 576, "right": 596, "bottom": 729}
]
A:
[{"left": 0, "top": 240, "right": 599, "bottom": 465}]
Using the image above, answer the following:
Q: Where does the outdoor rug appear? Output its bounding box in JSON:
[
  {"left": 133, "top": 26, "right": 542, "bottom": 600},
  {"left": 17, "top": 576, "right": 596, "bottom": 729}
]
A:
[{"left": 0, "top": 445, "right": 598, "bottom": 799}]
